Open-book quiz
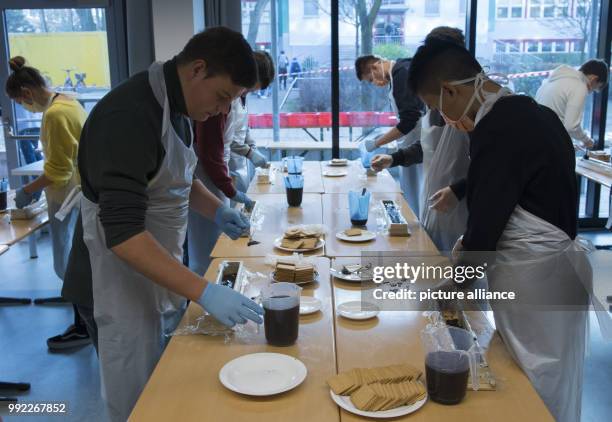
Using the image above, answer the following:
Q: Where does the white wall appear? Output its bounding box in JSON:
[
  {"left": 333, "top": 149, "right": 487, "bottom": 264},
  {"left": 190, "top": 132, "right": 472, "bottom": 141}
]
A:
[{"left": 152, "top": 0, "right": 200, "bottom": 61}]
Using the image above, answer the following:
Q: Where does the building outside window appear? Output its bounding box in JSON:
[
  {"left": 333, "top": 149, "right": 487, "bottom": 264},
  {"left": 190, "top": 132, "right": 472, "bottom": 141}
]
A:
[
  {"left": 424, "top": 0, "right": 440, "bottom": 16},
  {"left": 303, "top": 0, "right": 318, "bottom": 17}
]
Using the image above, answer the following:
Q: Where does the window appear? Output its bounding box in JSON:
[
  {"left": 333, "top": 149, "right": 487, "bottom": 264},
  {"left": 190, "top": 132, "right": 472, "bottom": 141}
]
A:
[
  {"left": 339, "top": 0, "right": 466, "bottom": 144},
  {"left": 424, "top": 0, "right": 440, "bottom": 16},
  {"left": 4, "top": 7, "right": 111, "bottom": 135},
  {"left": 509, "top": 41, "right": 520, "bottom": 52},
  {"left": 526, "top": 40, "right": 539, "bottom": 52},
  {"left": 477, "top": 0, "right": 602, "bottom": 220},
  {"left": 459, "top": 0, "right": 467, "bottom": 14},
  {"left": 497, "top": 0, "right": 525, "bottom": 19},
  {"left": 240, "top": 0, "right": 330, "bottom": 145},
  {"left": 303, "top": 0, "right": 318, "bottom": 17}
]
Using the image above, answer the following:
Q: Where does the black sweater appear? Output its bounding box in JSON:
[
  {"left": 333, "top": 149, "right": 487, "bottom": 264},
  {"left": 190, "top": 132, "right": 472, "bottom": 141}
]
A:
[{"left": 462, "top": 95, "right": 577, "bottom": 251}]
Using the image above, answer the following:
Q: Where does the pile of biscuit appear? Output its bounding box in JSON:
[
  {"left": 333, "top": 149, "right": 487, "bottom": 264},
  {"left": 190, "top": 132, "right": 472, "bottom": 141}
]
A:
[
  {"left": 274, "top": 259, "right": 315, "bottom": 283},
  {"left": 280, "top": 227, "right": 321, "bottom": 250},
  {"left": 327, "top": 364, "right": 425, "bottom": 412}
]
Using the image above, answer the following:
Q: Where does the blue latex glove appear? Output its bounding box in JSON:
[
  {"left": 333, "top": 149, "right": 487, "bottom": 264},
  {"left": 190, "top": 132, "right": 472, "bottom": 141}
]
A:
[
  {"left": 15, "top": 188, "right": 34, "bottom": 209},
  {"left": 248, "top": 148, "right": 268, "bottom": 168},
  {"left": 231, "top": 191, "right": 254, "bottom": 208},
  {"left": 214, "top": 205, "right": 249, "bottom": 239},
  {"left": 364, "top": 138, "right": 379, "bottom": 152},
  {"left": 198, "top": 283, "right": 264, "bottom": 327}
]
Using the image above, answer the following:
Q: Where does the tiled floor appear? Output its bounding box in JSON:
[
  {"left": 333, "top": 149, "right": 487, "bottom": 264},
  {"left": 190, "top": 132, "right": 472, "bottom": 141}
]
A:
[{"left": 1, "top": 231, "right": 611, "bottom": 422}]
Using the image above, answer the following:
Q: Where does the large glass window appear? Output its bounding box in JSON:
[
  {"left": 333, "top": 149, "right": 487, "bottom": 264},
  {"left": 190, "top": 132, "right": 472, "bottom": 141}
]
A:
[
  {"left": 241, "top": 0, "right": 331, "bottom": 145},
  {"left": 477, "top": 0, "right": 601, "bottom": 218},
  {"left": 338, "top": 0, "right": 467, "bottom": 145},
  {"left": 5, "top": 8, "right": 111, "bottom": 135}
]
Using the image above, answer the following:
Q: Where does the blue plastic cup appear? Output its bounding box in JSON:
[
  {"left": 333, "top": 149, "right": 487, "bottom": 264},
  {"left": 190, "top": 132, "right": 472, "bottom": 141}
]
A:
[
  {"left": 284, "top": 175, "right": 304, "bottom": 207},
  {"left": 348, "top": 190, "right": 371, "bottom": 226},
  {"left": 359, "top": 141, "right": 384, "bottom": 169},
  {"left": 286, "top": 156, "right": 304, "bottom": 174}
]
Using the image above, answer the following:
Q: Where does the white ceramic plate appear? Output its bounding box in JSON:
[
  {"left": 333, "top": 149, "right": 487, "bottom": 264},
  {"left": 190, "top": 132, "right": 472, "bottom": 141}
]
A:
[
  {"left": 272, "top": 270, "right": 320, "bottom": 285},
  {"left": 327, "top": 160, "right": 348, "bottom": 167},
  {"left": 329, "top": 267, "right": 373, "bottom": 282},
  {"left": 273, "top": 237, "right": 325, "bottom": 252},
  {"left": 337, "top": 301, "right": 380, "bottom": 320},
  {"left": 329, "top": 387, "right": 427, "bottom": 418},
  {"left": 299, "top": 296, "right": 322, "bottom": 315},
  {"left": 323, "top": 170, "right": 348, "bottom": 177},
  {"left": 219, "top": 353, "right": 307, "bottom": 396},
  {"left": 336, "top": 230, "right": 376, "bottom": 243}
]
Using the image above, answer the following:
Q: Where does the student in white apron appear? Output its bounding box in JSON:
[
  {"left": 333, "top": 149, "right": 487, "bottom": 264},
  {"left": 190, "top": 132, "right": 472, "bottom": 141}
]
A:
[
  {"left": 62, "top": 28, "right": 264, "bottom": 422},
  {"left": 370, "top": 27, "right": 471, "bottom": 251},
  {"left": 408, "top": 40, "right": 591, "bottom": 422},
  {"left": 354, "top": 55, "right": 424, "bottom": 215},
  {"left": 6, "top": 56, "right": 90, "bottom": 350}
]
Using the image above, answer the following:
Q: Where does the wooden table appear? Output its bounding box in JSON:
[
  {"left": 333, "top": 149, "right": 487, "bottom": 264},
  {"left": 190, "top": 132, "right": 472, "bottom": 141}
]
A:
[
  {"left": 576, "top": 158, "right": 612, "bottom": 188},
  {"left": 248, "top": 161, "right": 325, "bottom": 194},
  {"left": 331, "top": 256, "right": 554, "bottom": 421},
  {"left": 0, "top": 191, "right": 48, "bottom": 257},
  {"left": 322, "top": 192, "right": 437, "bottom": 257},
  {"left": 11, "top": 160, "right": 44, "bottom": 177},
  {"left": 211, "top": 193, "right": 324, "bottom": 258},
  {"left": 322, "top": 160, "right": 400, "bottom": 194},
  {"left": 131, "top": 258, "right": 339, "bottom": 422}
]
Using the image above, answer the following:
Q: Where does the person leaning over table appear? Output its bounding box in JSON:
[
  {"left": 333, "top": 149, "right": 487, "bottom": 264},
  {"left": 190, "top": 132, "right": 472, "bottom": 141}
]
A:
[
  {"left": 228, "top": 51, "right": 275, "bottom": 194},
  {"left": 407, "top": 39, "right": 591, "bottom": 422},
  {"left": 60, "top": 27, "right": 264, "bottom": 422},
  {"left": 187, "top": 51, "right": 274, "bottom": 275},
  {"left": 5, "top": 56, "right": 91, "bottom": 351},
  {"left": 370, "top": 26, "right": 470, "bottom": 252},
  {"left": 536, "top": 58, "right": 609, "bottom": 150},
  {"left": 354, "top": 53, "right": 425, "bottom": 216}
]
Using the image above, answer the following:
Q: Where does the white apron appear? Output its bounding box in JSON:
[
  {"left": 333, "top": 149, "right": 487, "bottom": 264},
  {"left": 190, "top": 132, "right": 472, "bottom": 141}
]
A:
[
  {"left": 419, "top": 124, "right": 470, "bottom": 251},
  {"left": 227, "top": 97, "right": 251, "bottom": 195},
  {"left": 81, "top": 62, "right": 197, "bottom": 422},
  {"left": 389, "top": 64, "right": 423, "bottom": 217},
  {"left": 40, "top": 113, "right": 80, "bottom": 281},
  {"left": 419, "top": 110, "right": 444, "bottom": 174},
  {"left": 488, "top": 206, "right": 591, "bottom": 422},
  {"left": 466, "top": 83, "right": 589, "bottom": 422}
]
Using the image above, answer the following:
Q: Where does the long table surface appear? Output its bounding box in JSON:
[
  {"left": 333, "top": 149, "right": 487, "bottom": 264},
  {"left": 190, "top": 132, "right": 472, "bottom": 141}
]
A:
[
  {"left": 131, "top": 257, "right": 338, "bottom": 422},
  {"left": 331, "top": 256, "right": 554, "bottom": 421},
  {"left": 211, "top": 193, "right": 324, "bottom": 258},
  {"left": 322, "top": 192, "right": 438, "bottom": 257},
  {"left": 248, "top": 161, "right": 324, "bottom": 194},
  {"left": 322, "top": 160, "right": 401, "bottom": 193},
  {"left": 576, "top": 158, "right": 612, "bottom": 188},
  {"left": 0, "top": 191, "right": 49, "bottom": 246}
]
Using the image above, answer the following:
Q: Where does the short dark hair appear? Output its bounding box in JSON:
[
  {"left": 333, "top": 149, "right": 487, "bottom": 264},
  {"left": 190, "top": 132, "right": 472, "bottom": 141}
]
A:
[
  {"left": 354, "top": 55, "right": 378, "bottom": 81},
  {"left": 425, "top": 26, "right": 465, "bottom": 47},
  {"left": 254, "top": 51, "right": 275, "bottom": 89},
  {"left": 579, "top": 59, "right": 609, "bottom": 86},
  {"left": 408, "top": 39, "right": 482, "bottom": 95},
  {"left": 5, "top": 56, "right": 47, "bottom": 98},
  {"left": 177, "top": 26, "right": 257, "bottom": 89}
]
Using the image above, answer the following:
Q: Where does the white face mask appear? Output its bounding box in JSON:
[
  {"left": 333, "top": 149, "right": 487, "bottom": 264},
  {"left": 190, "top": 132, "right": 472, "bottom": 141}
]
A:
[
  {"left": 438, "top": 72, "right": 487, "bottom": 132},
  {"left": 21, "top": 93, "right": 53, "bottom": 114}
]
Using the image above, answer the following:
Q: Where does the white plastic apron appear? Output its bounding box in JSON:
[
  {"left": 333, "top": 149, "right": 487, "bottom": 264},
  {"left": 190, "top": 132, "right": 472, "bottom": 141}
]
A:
[
  {"left": 419, "top": 124, "right": 470, "bottom": 251},
  {"left": 187, "top": 162, "right": 228, "bottom": 276},
  {"left": 488, "top": 206, "right": 591, "bottom": 422},
  {"left": 81, "top": 61, "right": 197, "bottom": 422},
  {"left": 39, "top": 111, "right": 80, "bottom": 281},
  {"left": 227, "top": 97, "right": 250, "bottom": 195},
  {"left": 419, "top": 110, "right": 445, "bottom": 174},
  {"left": 389, "top": 63, "right": 423, "bottom": 217}
]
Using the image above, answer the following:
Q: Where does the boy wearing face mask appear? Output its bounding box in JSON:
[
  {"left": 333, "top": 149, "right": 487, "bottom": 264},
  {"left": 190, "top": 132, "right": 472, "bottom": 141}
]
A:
[
  {"left": 408, "top": 40, "right": 591, "bottom": 422},
  {"left": 536, "top": 59, "right": 609, "bottom": 150},
  {"left": 354, "top": 55, "right": 425, "bottom": 215},
  {"left": 5, "top": 56, "right": 90, "bottom": 350}
]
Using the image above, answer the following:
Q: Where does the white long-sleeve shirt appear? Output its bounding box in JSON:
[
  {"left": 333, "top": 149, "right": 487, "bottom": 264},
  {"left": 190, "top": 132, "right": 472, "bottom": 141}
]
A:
[{"left": 535, "top": 65, "right": 593, "bottom": 147}]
